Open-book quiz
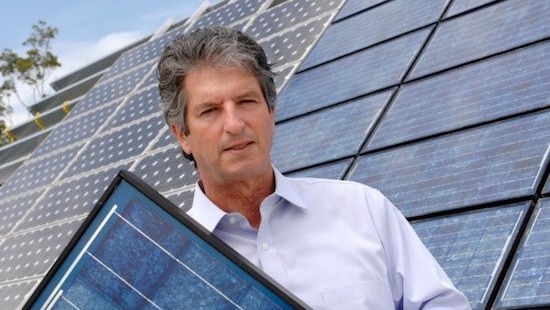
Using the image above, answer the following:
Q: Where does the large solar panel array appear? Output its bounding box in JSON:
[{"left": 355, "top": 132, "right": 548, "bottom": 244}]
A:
[{"left": 0, "top": 0, "right": 548, "bottom": 309}]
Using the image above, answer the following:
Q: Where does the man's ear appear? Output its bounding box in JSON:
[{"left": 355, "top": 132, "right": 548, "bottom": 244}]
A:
[{"left": 171, "top": 124, "right": 192, "bottom": 155}]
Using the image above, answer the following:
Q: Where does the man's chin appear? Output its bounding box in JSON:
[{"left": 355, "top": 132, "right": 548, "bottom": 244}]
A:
[{"left": 222, "top": 159, "right": 271, "bottom": 178}]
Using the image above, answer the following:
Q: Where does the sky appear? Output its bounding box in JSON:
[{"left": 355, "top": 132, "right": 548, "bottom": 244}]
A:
[{"left": 0, "top": 0, "right": 209, "bottom": 127}]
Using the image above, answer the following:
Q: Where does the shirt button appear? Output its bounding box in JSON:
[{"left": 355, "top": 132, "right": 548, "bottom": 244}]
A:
[
  {"left": 228, "top": 217, "right": 237, "bottom": 225},
  {"left": 262, "top": 242, "right": 269, "bottom": 251}
]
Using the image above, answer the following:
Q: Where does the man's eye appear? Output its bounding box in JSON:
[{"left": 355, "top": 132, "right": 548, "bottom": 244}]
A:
[{"left": 200, "top": 108, "right": 215, "bottom": 116}]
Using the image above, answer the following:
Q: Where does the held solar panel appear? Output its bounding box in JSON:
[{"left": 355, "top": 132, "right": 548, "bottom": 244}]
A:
[{"left": 24, "top": 170, "right": 308, "bottom": 310}]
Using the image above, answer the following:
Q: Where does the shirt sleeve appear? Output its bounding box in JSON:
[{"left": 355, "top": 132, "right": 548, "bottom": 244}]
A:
[{"left": 366, "top": 188, "right": 472, "bottom": 310}]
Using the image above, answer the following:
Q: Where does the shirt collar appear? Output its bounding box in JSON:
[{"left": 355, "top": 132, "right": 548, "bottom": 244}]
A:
[
  {"left": 271, "top": 167, "right": 309, "bottom": 211},
  {"left": 186, "top": 181, "right": 226, "bottom": 232},
  {"left": 186, "top": 166, "right": 309, "bottom": 232}
]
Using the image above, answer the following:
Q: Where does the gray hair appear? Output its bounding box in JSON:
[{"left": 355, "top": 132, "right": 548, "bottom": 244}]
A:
[{"left": 157, "top": 26, "right": 276, "bottom": 137}]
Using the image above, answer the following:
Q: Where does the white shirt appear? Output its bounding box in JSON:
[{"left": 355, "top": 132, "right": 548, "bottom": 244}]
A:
[{"left": 187, "top": 168, "right": 471, "bottom": 309}]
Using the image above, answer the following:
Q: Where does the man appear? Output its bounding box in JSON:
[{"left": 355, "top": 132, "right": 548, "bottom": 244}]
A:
[{"left": 157, "top": 26, "right": 471, "bottom": 309}]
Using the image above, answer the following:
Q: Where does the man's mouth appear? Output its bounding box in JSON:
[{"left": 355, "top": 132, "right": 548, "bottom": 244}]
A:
[{"left": 224, "top": 141, "right": 253, "bottom": 152}]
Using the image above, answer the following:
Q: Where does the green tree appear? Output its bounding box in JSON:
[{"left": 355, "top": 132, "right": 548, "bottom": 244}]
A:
[
  {"left": 0, "top": 20, "right": 61, "bottom": 146},
  {"left": 0, "top": 83, "right": 11, "bottom": 146}
]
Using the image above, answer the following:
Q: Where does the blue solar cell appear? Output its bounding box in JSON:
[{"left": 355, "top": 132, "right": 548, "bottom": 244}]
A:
[
  {"left": 410, "top": 0, "right": 550, "bottom": 79},
  {"left": 0, "top": 218, "right": 84, "bottom": 284},
  {"left": 231, "top": 19, "right": 248, "bottom": 32},
  {"left": 334, "top": 0, "right": 386, "bottom": 21},
  {"left": 15, "top": 164, "right": 131, "bottom": 232},
  {"left": 70, "top": 64, "right": 152, "bottom": 116},
  {"left": 273, "top": 90, "right": 392, "bottom": 172},
  {"left": 0, "top": 280, "right": 39, "bottom": 310},
  {"left": 61, "top": 116, "right": 164, "bottom": 179},
  {"left": 131, "top": 146, "right": 199, "bottom": 193},
  {"left": 247, "top": 0, "right": 342, "bottom": 40},
  {"left": 152, "top": 127, "right": 180, "bottom": 149},
  {"left": 192, "top": 0, "right": 264, "bottom": 29},
  {"left": 33, "top": 102, "right": 118, "bottom": 157},
  {"left": 301, "top": 0, "right": 446, "bottom": 70},
  {"left": 0, "top": 145, "right": 81, "bottom": 197},
  {"left": 142, "top": 67, "right": 158, "bottom": 87},
  {"left": 446, "top": 0, "right": 497, "bottom": 17},
  {"left": 349, "top": 111, "right": 550, "bottom": 217},
  {"left": 88, "top": 209, "right": 189, "bottom": 307},
  {"left": 0, "top": 191, "right": 42, "bottom": 235},
  {"left": 285, "top": 159, "right": 352, "bottom": 180},
  {"left": 106, "top": 86, "right": 163, "bottom": 128},
  {"left": 165, "top": 187, "right": 195, "bottom": 211},
  {"left": 100, "top": 29, "right": 182, "bottom": 81},
  {"left": 261, "top": 15, "right": 331, "bottom": 68},
  {"left": 276, "top": 29, "right": 429, "bottom": 121},
  {"left": 274, "top": 65, "right": 296, "bottom": 92},
  {"left": 496, "top": 198, "right": 550, "bottom": 308},
  {"left": 368, "top": 42, "right": 550, "bottom": 150},
  {"left": 412, "top": 203, "right": 528, "bottom": 309}
]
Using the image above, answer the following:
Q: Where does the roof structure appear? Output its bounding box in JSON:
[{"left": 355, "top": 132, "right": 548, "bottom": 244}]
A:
[{"left": 0, "top": 0, "right": 549, "bottom": 309}]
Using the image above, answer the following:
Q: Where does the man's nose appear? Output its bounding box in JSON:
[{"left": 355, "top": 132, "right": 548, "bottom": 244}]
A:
[{"left": 223, "top": 103, "right": 245, "bottom": 134}]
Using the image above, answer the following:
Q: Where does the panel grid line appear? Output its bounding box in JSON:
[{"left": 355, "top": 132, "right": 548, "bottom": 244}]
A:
[
  {"left": 342, "top": 0, "right": 454, "bottom": 180},
  {"left": 113, "top": 210, "right": 245, "bottom": 310}
]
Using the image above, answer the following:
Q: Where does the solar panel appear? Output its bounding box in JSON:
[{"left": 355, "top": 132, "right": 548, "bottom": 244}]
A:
[
  {"left": 272, "top": 90, "right": 392, "bottom": 172},
  {"left": 0, "top": 191, "right": 43, "bottom": 235},
  {"left": 446, "top": 0, "right": 499, "bottom": 17},
  {"left": 14, "top": 164, "right": 131, "bottom": 232},
  {"left": 300, "top": 0, "right": 447, "bottom": 70},
  {"left": 232, "top": 19, "right": 249, "bottom": 32},
  {"left": 0, "top": 281, "right": 39, "bottom": 310},
  {"left": 273, "top": 65, "right": 296, "bottom": 92},
  {"left": 142, "top": 68, "right": 160, "bottom": 88},
  {"left": 0, "top": 145, "right": 81, "bottom": 197},
  {"left": 69, "top": 64, "right": 153, "bottom": 117},
  {"left": 368, "top": 42, "right": 550, "bottom": 150},
  {"left": 495, "top": 198, "right": 550, "bottom": 308},
  {"left": 60, "top": 116, "right": 164, "bottom": 179},
  {"left": 105, "top": 86, "right": 163, "bottom": 128},
  {"left": 410, "top": 0, "right": 550, "bottom": 79},
  {"left": 164, "top": 187, "right": 195, "bottom": 211},
  {"left": 131, "top": 146, "right": 198, "bottom": 194},
  {"left": 412, "top": 203, "right": 529, "bottom": 309},
  {"left": 99, "top": 32, "right": 179, "bottom": 81},
  {"left": 151, "top": 127, "right": 179, "bottom": 149},
  {"left": 260, "top": 15, "right": 331, "bottom": 68},
  {"left": 334, "top": 0, "right": 385, "bottom": 21},
  {"left": 276, "top": 28, "right": 430, "bottom": 121},
  {"left": 247, "top": 0, "right": 341, "bottom": 40},
  {"left": 349, "top": 111, "right": 550, "bottom": 217},
  {"left": 191, "top": 0, "right": 265, "bottom": 29},
  {"left": 24, "top": 171, "right": 308, "bottom": 309},
  {"left": 31, "top": 102, "right": 118, "bottom": 157},
  {"left": 0, "top": 218, "right": 84, "bottom": 287},
  {"left": 285, "top": 159, "right": 352, "bottom": 180}
]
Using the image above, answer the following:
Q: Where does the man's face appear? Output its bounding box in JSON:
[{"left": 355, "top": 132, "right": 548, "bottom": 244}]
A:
[{"left": 172, "top": 66, "right": 275, "bottom": 186}]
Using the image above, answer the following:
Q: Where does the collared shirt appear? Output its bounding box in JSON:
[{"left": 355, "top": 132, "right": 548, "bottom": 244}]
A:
[{"left": 187, "top": 168, "right": 471, "bottom": 309}]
